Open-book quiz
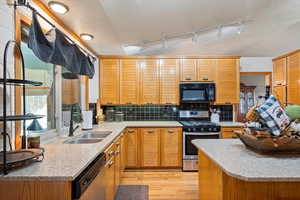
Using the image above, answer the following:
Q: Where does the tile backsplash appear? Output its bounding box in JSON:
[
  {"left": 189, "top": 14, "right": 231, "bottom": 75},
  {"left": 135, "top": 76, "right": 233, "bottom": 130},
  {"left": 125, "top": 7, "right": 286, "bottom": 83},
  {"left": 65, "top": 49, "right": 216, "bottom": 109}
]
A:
[
  {"left": 103, "top": 106, "right": 179, "bottom": 121},
  {"left": 102, "top": 104, "right": 233, "bottom": 121}
]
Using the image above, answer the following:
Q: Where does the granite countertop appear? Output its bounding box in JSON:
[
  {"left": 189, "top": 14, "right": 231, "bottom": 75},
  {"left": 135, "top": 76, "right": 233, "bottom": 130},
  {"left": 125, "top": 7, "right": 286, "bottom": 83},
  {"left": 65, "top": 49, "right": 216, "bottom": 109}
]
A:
[
  {"left": 192, "top": 139, "right": 300, "bottom": 182},
  {"left": 0, "top": 121, "right": 182, "bottom": 181},
  {"left": 217, "top": 121, "right": 244, "bottom": 127}
]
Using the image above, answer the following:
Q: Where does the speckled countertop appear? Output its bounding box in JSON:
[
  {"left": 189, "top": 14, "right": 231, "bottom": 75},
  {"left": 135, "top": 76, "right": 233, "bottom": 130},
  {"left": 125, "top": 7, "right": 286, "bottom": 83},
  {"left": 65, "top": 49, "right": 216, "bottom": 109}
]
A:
[
  {"left": 0, "top": 121, "right": 182, "bottom": 181},
  {"left": 217, "top": 121, "right": 244, "bottom": 127},
  {"left": 192, "top": 139, "right": 300, "bottom": 182}
]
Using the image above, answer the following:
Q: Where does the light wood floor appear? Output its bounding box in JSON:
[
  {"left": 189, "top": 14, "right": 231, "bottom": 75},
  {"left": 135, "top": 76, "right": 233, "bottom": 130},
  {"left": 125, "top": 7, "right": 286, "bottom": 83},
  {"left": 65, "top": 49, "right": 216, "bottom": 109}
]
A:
[{"left": 120, "top": 171, "right": 198, "bottom": 200}]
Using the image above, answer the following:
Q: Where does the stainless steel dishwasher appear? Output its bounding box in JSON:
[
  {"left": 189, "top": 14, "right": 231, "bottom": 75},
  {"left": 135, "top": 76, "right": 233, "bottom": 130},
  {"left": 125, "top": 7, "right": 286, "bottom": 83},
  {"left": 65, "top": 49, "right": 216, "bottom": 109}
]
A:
[{"left": 72, "top": 153, "right": 106, "bottom": 200}]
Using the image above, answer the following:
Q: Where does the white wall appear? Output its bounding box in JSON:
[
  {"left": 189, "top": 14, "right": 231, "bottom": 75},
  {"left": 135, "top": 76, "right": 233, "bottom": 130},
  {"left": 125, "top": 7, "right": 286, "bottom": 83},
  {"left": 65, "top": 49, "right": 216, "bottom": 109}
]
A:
[
  {"left": 89, "top": 59, "right": 99, "bottom": 103},
  {"left": 0, "top": 1, "right": 15, "bottom": 149},
  {"left": 240, "top": 57, "right": 273, "bottom": 72}
]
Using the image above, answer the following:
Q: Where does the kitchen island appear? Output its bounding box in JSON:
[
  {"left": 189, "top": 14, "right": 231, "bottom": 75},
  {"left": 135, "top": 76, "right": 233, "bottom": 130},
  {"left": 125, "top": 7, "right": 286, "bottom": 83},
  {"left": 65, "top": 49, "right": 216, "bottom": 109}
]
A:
[{"left": 192, "top": 139, "right": 300, "bottom": 200}]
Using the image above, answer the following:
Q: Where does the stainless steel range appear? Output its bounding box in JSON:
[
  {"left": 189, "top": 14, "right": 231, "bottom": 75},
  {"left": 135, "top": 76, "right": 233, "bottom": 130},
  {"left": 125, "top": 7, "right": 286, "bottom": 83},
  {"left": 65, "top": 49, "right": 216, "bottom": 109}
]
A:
[{"left": 179, "top": 110, "right": 220, "bottom": 171}]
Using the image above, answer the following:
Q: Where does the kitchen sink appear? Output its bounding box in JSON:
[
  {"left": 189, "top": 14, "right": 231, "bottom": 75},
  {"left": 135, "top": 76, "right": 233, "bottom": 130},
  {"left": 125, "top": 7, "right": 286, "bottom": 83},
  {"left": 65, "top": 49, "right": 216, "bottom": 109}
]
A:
[
  {"left": 64, "top": 138, "right": 103, "bottom": 144},
  {"left": 77, "top": 131, "right": 112, "bottom": 139}
]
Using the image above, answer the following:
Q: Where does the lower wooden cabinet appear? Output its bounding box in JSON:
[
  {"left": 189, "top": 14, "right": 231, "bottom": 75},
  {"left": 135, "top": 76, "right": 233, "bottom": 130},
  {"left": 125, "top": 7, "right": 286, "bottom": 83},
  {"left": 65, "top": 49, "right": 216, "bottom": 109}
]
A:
[
  {"left": 125, "top": 128, "right": 140, "bottom": 168},
  {"left": 221, "top": 127, "right": 242, "bottom": 139},
  {"left": 114, "top": 138, "right": 121, "bottom": 190},
  {"left": 125, "top": 127, "right": 182, "bottom": 168},
  {"left": 104, "top": 144, "right": 116, "bottom": 200},
  {"left": 160, "top": 128, "right": 182, "bottom": 167},
  {"left": 140, "top": 128, "right": 160, "bottom": 167}
]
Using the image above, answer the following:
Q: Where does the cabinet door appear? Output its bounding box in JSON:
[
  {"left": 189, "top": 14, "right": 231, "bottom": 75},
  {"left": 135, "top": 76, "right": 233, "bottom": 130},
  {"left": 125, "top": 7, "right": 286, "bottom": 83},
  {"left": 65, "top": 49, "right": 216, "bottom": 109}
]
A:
[
  {"left": 140, "top": 60, "right": 160, "bottom": 105},
  {"left": 215, "top": 59, "right": 240, "bottom": 104},
  {"left": 120, "top": 60, "right": 139, "bottom": 105},
  {"left": 273, "top": 57, "right": 287, "bottom": 86},
  {"left": 180, "top": 59, "right": 197, "bottom": 81},
  {"left": 140, "top": 128, "right": 160, "bottom": 167},
  {"left": 287, "top": 52, "right": 300, "bottom": 105},
  {"left": 100, "top": 59, "right": 119, "bottom": 105},
  {"left": 160, "top": 128, "right": 182, "bottom": 167},
  {"left": 120, "top": 132, "right": 126, "bottom": 176},
  {"left": 273, "top": 85, "right": 287, "bottom": 106},
  {"left": 104, "top": 145, "right": 115, "bottom": 200},
  {"left": 114, "top": 138, "right": 121, "bottom": 190},
  {"left": 197, "top": 59, "right": 216, "bottom": 82},
  {"left": 125, "top": 128, "right": 139, "bottom": 168},
  {"left": 160, "top": 59, "right": 180, "bottom": 105},
  {"left": 221, "top": 127, "right": 242, "bottom": 139}
]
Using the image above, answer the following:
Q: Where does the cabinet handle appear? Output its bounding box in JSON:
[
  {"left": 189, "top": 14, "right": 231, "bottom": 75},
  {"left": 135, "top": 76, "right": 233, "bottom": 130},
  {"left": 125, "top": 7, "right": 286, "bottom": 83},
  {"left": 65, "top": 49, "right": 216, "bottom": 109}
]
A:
[
  {"left": 147, "top": 102, "right": 153, "bottom": 105},
  {"left": 128, "top": 130, "right": 135, "bottom": 133},
  {"left": 115, "top": 142, "right": 120, "bottom": 146},
  {"left": 224, "top": 102, "right": 231, "bottom": 104},
  {"left": 165, "top": 102, "right": 173, "bottom": 105},
  {"left": 108, "top": 151, "right": 114, "bottom": 156},
  {"left": 106, "top": 158, "right": 114, "bottom": 167},
  {"left": 185, "top": 77, "right": 191, "bottom": 80},
  {"left": 202, "top": 77, "right": 208, "bottom": 80},
  {"left": 126, "top": 102, "right": 132, "bottom": 105},
  {"left": 107, "top": 102, "right": 112, "bottom": 104},
  {"left": 115, "top": 149, "right": 120, "bottom": 155},
  {"left": 168, "top": 130, "right": 175, "bottom": 133},
  {"left": 147, "top": 130, "right": 155, "bottom": 134}
]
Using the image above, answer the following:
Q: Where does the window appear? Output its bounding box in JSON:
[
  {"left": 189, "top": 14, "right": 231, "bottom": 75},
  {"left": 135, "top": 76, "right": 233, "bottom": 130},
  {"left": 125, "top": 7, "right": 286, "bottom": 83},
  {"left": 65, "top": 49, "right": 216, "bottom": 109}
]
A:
[
  {"left": 21, "top": 26, "right": 56, "bottom": 132},
  {"left": 20, "top": 22, "right": 82, "bottom": 135}
]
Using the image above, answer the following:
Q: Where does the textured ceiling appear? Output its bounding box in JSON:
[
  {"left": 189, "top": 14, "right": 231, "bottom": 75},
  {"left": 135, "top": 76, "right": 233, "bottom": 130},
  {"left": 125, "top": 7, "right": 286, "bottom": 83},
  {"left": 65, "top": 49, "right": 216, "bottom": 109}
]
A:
[{"left": 40, "top": 0, "right": 300, "bottom": 57}]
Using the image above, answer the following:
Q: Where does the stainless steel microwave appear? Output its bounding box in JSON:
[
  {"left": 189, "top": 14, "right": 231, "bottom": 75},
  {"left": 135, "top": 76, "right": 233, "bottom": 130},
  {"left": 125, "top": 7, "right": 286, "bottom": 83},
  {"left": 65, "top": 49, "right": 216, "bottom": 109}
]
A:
[{"left": 180, "top": 83, "right": 215, "bottom": 103}]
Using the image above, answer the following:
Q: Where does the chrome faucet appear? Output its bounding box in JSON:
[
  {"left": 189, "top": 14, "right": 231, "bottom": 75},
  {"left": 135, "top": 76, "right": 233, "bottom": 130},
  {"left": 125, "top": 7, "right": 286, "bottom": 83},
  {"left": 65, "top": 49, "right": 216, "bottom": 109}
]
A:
[{"left": 69, "top": 104, "right": 81, "bottom": 137}]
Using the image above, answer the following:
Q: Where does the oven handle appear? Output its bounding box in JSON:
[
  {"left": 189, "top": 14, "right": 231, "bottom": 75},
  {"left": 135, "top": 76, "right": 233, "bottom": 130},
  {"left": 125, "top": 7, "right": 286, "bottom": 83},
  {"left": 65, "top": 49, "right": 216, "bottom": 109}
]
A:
[{"left": 183, "top": 132, "right": 220, "bottom": 136}]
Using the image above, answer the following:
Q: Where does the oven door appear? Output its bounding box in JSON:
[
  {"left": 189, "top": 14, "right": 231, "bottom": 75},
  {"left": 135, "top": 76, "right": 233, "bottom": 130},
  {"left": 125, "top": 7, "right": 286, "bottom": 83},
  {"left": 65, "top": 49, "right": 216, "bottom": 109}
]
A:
[{"left": 183, "top": 132, "right": 219, "bottom": 160}]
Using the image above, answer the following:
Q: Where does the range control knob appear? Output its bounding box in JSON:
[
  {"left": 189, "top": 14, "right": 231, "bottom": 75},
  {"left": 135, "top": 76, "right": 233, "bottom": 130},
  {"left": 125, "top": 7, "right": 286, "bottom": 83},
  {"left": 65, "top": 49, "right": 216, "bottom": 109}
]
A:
[{"left": 192, "top": 128, "right": 197, "bottom": 132}]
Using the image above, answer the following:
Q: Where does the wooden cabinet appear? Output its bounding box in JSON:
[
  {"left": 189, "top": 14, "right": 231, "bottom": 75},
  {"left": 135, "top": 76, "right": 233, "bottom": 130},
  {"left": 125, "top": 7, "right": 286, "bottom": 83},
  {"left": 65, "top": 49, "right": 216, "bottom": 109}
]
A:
[
  {"left": 125, "top": 128, "right": 139, "bottom": 168},
  {"left": 287, "top": 52, "right": 300, "bottom": 105},
  {"left": 104, "top": 144, "right": 116, "bottom": 200},
  {"left": 272, "top": 85, "right": 287, "bottom": 106},
  {"left": 100, "top": 59, "right": 120, "bottom": 105},
  {"left": 215, "top": 59, "right": 240, "bottom": 104},
  {"left": 140, "top": 60, "right": 160, "bottom": 105},
  {"left": 114, "top": 138, "right": 121, "bottom": 190},
  {"left": 273, "top": 57, "right": 287, "bottom": 86},
  {"left": 120, "top": 60, "right": 139, "bottom": 105},
  {"left": 120, "top": 132, "right": 126, "bottom": 176},
  {"left": 159, "top": 59, "right": 180, "bottom": 105},
  {"left": 180, "top": 59, "right": 197, "bottom": 81},
  {"left": 140, "top": 128, "right": 160, "bottom": 167},
  {"left": 160, "top": 128, "right": 182, "bottom": 167},
  {"left": 221, "top": 127, "right": 242, "bottom": 139},
  {"left": 197, "top": 59, "right": 216, "bottom": 82}
]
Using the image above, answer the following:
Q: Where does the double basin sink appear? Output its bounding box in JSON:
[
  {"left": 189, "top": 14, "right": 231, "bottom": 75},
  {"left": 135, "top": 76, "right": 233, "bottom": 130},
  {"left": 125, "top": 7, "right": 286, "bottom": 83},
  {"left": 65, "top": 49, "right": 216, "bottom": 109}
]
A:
[{"left": 64, "top": 131, "right": 112, "bottom": 144}]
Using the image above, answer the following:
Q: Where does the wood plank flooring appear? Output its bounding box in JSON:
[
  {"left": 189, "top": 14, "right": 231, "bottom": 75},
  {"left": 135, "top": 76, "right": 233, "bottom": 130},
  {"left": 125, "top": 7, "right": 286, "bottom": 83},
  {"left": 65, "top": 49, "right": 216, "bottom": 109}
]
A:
[{"left": 120, "top": 171, "right": 198, "bottom": 200}]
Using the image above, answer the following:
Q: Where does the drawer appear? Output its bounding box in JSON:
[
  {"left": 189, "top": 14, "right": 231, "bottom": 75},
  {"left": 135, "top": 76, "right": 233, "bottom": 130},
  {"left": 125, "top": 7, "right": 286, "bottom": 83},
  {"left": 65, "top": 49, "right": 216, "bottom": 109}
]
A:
[{"left": 221, "top": 127, "right": 242, "bottom": 139}]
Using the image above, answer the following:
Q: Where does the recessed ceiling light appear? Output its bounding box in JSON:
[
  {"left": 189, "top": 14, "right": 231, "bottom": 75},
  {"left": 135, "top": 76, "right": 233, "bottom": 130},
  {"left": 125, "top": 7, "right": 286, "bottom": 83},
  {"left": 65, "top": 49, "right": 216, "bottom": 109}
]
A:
[
  {"left": 48, "top": 1, "right": 69, "bottom": 14},
  {"left": 80, "top": 33, "right": 94, "bottom": 41},
  {"left": 122, "top": 45, "right": 142, "bottom": 55}
]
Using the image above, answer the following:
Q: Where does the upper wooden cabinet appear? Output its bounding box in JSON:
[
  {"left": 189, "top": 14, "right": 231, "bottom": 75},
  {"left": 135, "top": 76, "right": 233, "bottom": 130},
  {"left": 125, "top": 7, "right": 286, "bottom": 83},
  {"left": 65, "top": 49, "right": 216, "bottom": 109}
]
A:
[
  {"left": 197, "top": 59, "right": 216, "bottom": 82},
  {"left": 159, "top": 59, "right": 180, "bottom": 105},
  {"left": 287, "top": 52, "right": 300, "bottom": 105},
  {"left": 140, "top": 128, "right": 160, "bottom": 167},
  {"left": 140, "top": 60, "right": 160, "bottom": 105},
  {"left": 100, "top": 59, "right": 120, "bottom": 105},
  {"left": 215, "top": 59, "right": 240, "bottom": 104},
  {"left": 180, "top": 59, "right": 197, "bottom": 81},
  {"left": 273, "top": 57, "right": 287, "bottom": 86},
  {"left": 120, "top": 60, "right": 139, "bottom": 105}
]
